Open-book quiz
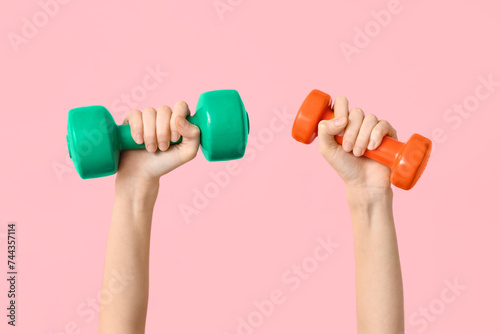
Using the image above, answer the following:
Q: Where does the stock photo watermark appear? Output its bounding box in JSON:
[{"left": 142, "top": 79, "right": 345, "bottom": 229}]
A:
[
  {"left": 48, "top": 268, "right": 136, "bottom": 334},
  {"left": 179, "top": 106, "right": 295, "bottom": 224},
  {"left": 407, "top": 277, "right": 467, "bottom": 333},
  {"left": 223, "top": 236, "right": 340, "bottom": 334},
  {"left": 7, "top": 0, "right": 72, "bottom": 54},
  {"left": 339, "top": 0, "right": 408, "bottom": 63},
  {"left": 6, "top": 222, "right": 17, "bottom": 326},
  {"left": 213, "top": 0, "right": 244, "bottom": 21},
  {"left": 52, "top": 64, "right": 169, "bottom": 182},
  {"left": 430, "top": 74, "right": 498, "bottom": 146}
]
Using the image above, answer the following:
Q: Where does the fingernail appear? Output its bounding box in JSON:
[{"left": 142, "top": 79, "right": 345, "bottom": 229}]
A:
[
  {"left": 171, "top": 131, "right": 180, "bottom": 142},
  {"left": 136, "top": 134, "right": 143, "bottom": 144},
  {"left": 353, "top": 147, "right": 363, "bottom": 156},
  {"left": 343, "top": 142, "right": 352, "bottom": 152},
  {"left": 318, "top": 121, "right": 327, "bottom": 131},
  {"left": 338, "top": 131, "right": 344, "bottom": 137},
  {"left": 158, "top": 142, "right": 168, "bottom": 151},
  {"left": 368, "top": 140, "right": 375, "bottom": 150},
  {"left": 147, "top": 144, "right": 157, "bottom": 152},
  {"left": 334, "top": 117, "right": 346, "bottom": 126}
]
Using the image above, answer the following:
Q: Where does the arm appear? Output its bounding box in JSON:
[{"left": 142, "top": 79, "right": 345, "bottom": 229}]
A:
[
  {"left": 98, "top": 177, "right": 158, "bottom": 334},
  {"left": 348, "top": 188, "right": 403, "bottom": 334},
  {"left": 317, "top": 97, "right": 404, "bottom": 334},
  {"left": 98, "top": 102, "right": 200, "bottom": 334}
]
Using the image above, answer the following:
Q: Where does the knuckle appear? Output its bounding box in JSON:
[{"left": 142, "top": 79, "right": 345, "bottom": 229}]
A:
[
  {"left": 379, "top": 120, "right": 390, "bottom": 128},
  {"left": 159, "top": 105, "right": 172, "bottom": 114},
  {"left": 335, "top": 96, "right": 348, "bottom": 104},
  {"left": 350, "top": 108, "right": 364, "bottom": 117},
  {"left": 174, "top": 100, "right": 188, "bottom": 110},
  {"left": 365, "top": 113, "right": 378, "bottom": 123},
  {"left": 129, "top": 109, "right": 141, "bottom": 117},
  {"left": 126, "top": 110, "right": 141, "bottom": 123},
  {"left": 143, "top": 107, "right": 157, "bottom": 116}
]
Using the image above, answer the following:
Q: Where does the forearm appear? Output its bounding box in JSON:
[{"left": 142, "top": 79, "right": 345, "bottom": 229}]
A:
[
  {"left": 347, "top": 187, "right": 404, "bottom": 334},
  {"left": 98, "top": 175, "right": 160, "bottom": 334}
]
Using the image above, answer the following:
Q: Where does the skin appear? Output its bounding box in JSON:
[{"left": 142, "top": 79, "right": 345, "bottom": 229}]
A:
[
  {"left": 318, "top": 96, "right": 404, "bottom": 334},
  {"left": 98, "top": 97, "right": 404, "bottom": 334},
  {"left": 98, "top": 101, "right": 200, "bottom": 334}
]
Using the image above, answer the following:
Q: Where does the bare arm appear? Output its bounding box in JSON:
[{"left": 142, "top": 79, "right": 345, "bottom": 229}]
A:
[
  {"left": 98, "top": 102, "right": 200, "bottom": 334},
  {"left": 318, "top": 96, "right": 404, "bottom": 333},
  {"left": 347, "top": 188, "right": 403, "bottom": 334},
  {"left": 98, "top": 177, "right": 158, "bottom": 334}
]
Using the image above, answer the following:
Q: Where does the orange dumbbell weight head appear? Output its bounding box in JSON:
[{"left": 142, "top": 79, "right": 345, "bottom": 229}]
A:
[{"left": 292, "top": 89, "right": 432, "bottom": 190}]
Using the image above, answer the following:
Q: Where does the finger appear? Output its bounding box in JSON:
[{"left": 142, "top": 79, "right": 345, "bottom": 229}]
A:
[
  {"left": 175, "top": 116, "right": 200, "bottom": 161},
  {"left": 342, "top": 108, "right": 364, "bottom": 153},
  {"left": 176, "top": 116, "right": 200, "bottom": 142},
  {"left": 318, "top": 116, "right": 348, "bottom": 154},
  {"left": 142, "top": 107, "right": 157, "bottom": 152},
  {"left": 123, "top": 110, "right": 144, "bottom": 144},
  {"left": 353, "top": 113, "right": 378, "bottom": 156},
  {"left": 332, "top": 96, "right": 349, "bottom": 136},
  {"left": 369, "top": 120, "right": 398, "bottom": 150},
  {"left": 156, "top": 105, "right": 172, "bottom": 151},
  {"left": 171, "top": 101, "right": 190, "bottom": 142}
]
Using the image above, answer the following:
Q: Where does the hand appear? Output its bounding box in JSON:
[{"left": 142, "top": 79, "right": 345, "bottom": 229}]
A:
[
  {"left": 117, "top": 101, "right": 200, "bottom": 183},
  {"left": 318, "top": 96, "right": 398, "bottom": 193}
]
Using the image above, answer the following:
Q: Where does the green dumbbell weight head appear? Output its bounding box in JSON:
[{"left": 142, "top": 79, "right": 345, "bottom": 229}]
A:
[{"left": 67, "top": 90, "right": 250, "bottom": 179}]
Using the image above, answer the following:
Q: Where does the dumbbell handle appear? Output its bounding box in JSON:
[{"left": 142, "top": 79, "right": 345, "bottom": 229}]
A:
[
  {"left": 321, "top": 108, "right": 405, "bottom": 169},
  {"left": 117, "top": 121, "right": 187, "bottom": 150}
]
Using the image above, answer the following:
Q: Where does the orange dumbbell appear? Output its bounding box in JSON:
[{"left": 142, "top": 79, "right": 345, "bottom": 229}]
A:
[{"left": 292, "top": 89, "right": 432, "bottom": 190}]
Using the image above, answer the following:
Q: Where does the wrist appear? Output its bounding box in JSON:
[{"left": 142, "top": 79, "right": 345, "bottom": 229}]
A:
[
  {"left": 346, "top": 185, "right": 393, "bottom": 210},
  {"left": 346, "top": 186, "right": 394, "bottom": 229},
  {"left": 115, "top": 172, "right": 160, "bottom": 204}
]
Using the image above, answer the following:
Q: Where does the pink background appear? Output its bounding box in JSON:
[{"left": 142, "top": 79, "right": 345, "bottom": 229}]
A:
[{"left": 1, "top": 0, "right": 499, "bottom": 333}]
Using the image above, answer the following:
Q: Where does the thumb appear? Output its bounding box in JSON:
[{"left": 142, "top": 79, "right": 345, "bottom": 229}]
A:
[
  {"left": 174, "top": 116, "right": 200, "bottom": 162},
  {"left": 176, "top": 116, "right": 201, "bottom": 143},
  {"left": 318, "top": 116, "right": 347, "bottom": 150}
]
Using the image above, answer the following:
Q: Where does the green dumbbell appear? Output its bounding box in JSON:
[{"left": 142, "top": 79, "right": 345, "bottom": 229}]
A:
[{"left": 67, "top": 90, "right": 250, "bottom": 179}]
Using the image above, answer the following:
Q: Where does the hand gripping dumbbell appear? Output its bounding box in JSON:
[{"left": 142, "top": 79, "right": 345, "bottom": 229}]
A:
[
  {"left": 67, "top": 90, "right": 250, "bottom": 179},
  {"left": 292, "top": 89, "right": 432, "bottom": 190}
]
